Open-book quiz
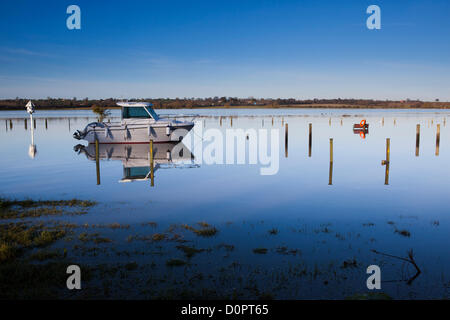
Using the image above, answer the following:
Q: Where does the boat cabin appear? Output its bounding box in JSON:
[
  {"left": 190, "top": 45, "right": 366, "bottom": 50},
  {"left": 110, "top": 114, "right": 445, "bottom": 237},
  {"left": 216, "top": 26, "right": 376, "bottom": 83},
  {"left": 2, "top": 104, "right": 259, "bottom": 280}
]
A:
[{"left": 117, "top": 102, "right": 159, "bottom": 120}]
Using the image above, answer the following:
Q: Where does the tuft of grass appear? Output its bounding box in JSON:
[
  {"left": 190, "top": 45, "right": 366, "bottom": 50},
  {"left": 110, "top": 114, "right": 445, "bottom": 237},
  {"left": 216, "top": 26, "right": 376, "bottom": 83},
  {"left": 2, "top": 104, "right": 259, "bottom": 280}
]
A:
[
  {"left": 125, "top": 262, "right": 138, "bottom": 271},
  {"left": 341, "top": 259, "right": 358, "bottom": 269},
  {"left": 182, "top": 223, "right": 218, "bottom": 237},
  {"left": 253, "top": 248, "right": 268, "bottom": 254},
  {"left": 395, "top": 229, "right": 411, "bottom": 237},
  {"left": 29, "top": 249, "right": 63, "bottom": 261},
  {"left": 0, "top": 243, "right": 17, "bottom": 263},
  {"left": 166, "top": 259, "right": 187, "bottom": 267},
  {"left": 268, "top": 228, "right": 279, "bottom": 235},
  {"left": 152, "top": 233, "right": 166, "bottom": 241},
  {"left": 176, "top": 245, "right": 204, "bottom": 258}
]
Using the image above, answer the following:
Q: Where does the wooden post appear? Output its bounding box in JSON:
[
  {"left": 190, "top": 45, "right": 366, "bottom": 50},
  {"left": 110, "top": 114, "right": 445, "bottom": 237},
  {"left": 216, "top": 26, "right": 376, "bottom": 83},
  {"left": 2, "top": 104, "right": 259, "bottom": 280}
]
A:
[
  {"left": 262, "top": 119, "right": 264, "bottom": 127},
  {"left": 285, "top": 123, "right": 288, "bottom": 158},
  {"left": 24, "top": 119, "right": 27, "bottom": 130},
  {"left": 415, "top": 124, "right": 420, "bottom": 157},
  {"left": 308, "top": 123, "right": 312, "bottom": 157},
  {"left": 5, "top": 120, "right": 7, "bottom": 132},
  {"left": 45, "top": 118, "right": 48, "bottom": 130},
  {"left": 383, "top": 138, "right": 390, "bottom": 185},
  {"left": 272, "top": 117, "right": 274, "bottom": 126},
  {"left": 150, "top": 139, "right": 154, "bottom": 187},
  {"left": 95, "top": 139, "right": 100, "bottom": 185},
  {"left": 436, "top": 124, "right": 440, "bottom": 156},
  {"left": 219, "top": 116, "right": 222, "bottom": 126},
  {"left": 33, "top": 119, "right": 36, "bottom": 129},
  {"left": 340, "top": 119, "right": 343, "bottom": 126},
  {"left": 329, "top": 118, "right": 331, "bottom": 127},
  {"left": 282, "top": 117, "right": 284, "bottom": 127},
  {"left": 329, "top": 138, "right": 333, "bottom": 185},
  {"left": 9, "top": 120, "right": 12, "bottom": 130},
  {"left": 382, "top": 117, "right": 384, "bottom": 126}
]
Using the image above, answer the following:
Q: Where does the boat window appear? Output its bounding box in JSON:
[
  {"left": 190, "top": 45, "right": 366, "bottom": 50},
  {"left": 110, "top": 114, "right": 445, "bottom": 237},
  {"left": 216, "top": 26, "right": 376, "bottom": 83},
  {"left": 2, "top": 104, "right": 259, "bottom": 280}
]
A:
[
  {"left": 122, "top": 107, "right": 152, "bottom": 119},
  {"left": 124, "top": 167, "right": 150, "bottom": 179}
]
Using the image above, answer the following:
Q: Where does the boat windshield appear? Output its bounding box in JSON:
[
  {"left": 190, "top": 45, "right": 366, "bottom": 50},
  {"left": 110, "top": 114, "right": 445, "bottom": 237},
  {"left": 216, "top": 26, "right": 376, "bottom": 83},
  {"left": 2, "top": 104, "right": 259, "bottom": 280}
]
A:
[{"left": 122, "top": 106, "right": 159, "bottom": 120}]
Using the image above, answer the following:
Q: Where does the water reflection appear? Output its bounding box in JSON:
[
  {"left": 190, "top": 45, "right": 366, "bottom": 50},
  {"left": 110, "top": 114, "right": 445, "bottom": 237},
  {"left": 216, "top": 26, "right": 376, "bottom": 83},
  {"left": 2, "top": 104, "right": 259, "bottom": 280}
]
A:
[{"left": 74, "top": 142, "right": 196, "bottom": 185}]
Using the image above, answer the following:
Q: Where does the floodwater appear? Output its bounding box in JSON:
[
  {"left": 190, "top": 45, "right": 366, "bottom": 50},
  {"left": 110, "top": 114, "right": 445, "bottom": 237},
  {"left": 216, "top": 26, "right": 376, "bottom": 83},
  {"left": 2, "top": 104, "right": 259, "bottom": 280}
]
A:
[{"left": 0, "top": 108, "right": 449, "bottom": 299}]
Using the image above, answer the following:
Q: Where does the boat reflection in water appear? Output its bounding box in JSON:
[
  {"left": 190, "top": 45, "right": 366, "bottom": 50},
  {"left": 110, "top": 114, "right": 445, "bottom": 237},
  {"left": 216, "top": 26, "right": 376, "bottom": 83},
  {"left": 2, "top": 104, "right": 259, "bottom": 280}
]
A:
[{"left": 74, "top": 142, "right": 197, "bottom": 185}]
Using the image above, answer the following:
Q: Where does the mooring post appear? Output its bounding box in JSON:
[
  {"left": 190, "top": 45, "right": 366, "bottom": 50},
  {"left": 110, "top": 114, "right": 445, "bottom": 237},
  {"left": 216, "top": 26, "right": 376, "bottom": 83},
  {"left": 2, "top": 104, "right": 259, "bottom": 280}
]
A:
[
  {"left": 272, "top": 117, "right": 274, "bottom": 126},
  {"left": 308, "top": 123, "right": 312, "bottom": 157},
  {"left": 219, "top": 116, "right": 222, "bottom": 126},
  {"left": 150, "top": 139, "right": 154, "bottom": 187},
  {"left": 329, "top": 118, "right": 331, "bottom": 127},
  {"left": 382, "top": 117, "right": 384, "bottom": 127},
  {"left": 9, "top": 119, "right": 12, "bottom": 130},
  {"left": 415, "top": 124, "right": 420, "bottom": 157},
  {"left": 329, "top": 138, "right": 333, "bottom": 185},
  {"left": 5, "top": 120, "right": 7, "bottom": 132},
  {"left": 285, "top": 123, "right": 288, "bottom": 158},
  {"left": 24, "top": 119, "right": 27, "bottom": 130},
  {"left": 436, "top": 124, "right": 440, "bottom": 156},
  {"left": 95, "top": 139, "right": 100, "bottom": 185},
  {"left": 45, "top": 118, "right": 48, "bottom": 130},
  {"left": 382, "top": 138, "right": 390, "bottom": 185}
]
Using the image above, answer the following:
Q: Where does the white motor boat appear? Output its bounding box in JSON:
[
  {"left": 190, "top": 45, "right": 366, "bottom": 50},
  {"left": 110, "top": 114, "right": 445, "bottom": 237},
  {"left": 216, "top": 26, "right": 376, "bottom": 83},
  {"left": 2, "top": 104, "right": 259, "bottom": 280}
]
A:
[{"left": 73, "top": 102, "right": 194, "bottom": 144}]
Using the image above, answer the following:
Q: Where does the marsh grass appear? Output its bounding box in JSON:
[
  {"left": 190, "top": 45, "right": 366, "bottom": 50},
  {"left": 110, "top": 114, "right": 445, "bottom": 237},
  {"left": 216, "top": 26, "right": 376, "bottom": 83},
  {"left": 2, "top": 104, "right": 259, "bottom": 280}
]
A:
[
  {"left": 182, "top": 222, "right": 218, "bottom": 237},
  {"left": 166, "top": 259, "right": 187, "bottom": 267},
  {"left": 0, "top": 198, "right": 96, "bottom": 219},
  {"left": 253, "top": 248, "right": 268, "bottom": 254},
  {"left": 176, "top": 245, "right": 204, "bottom": 258},
  {"left": 395, "top": 229, "right": 411, "bottom": 237}
]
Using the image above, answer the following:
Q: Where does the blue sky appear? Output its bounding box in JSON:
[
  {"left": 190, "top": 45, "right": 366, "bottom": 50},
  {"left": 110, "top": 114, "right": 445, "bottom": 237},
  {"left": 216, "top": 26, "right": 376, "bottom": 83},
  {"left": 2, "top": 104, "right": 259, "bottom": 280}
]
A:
[{"left": 0, "top": 0, "right": 449, "bottom": 100}]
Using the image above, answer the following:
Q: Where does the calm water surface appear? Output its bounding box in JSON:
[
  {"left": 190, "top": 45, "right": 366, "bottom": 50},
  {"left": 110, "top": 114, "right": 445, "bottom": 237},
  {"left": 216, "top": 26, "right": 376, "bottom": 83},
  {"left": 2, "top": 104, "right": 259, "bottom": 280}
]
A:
[{"left": 1, "top": 108, "right": 449, "bottom": 299}]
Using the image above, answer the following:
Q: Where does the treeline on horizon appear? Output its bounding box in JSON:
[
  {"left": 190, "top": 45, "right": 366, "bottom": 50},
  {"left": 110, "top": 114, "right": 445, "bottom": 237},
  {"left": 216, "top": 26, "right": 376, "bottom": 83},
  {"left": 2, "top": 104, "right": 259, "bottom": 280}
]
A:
[{"left": 0, "top": 97, "right": 448, "bottom": 110}]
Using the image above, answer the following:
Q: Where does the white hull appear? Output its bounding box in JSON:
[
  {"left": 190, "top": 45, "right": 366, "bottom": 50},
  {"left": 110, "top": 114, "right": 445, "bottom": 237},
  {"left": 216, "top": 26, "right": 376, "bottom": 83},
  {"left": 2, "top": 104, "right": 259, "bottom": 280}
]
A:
[{"left": 78, "top": 121, "right": 194, "bottom": 144}]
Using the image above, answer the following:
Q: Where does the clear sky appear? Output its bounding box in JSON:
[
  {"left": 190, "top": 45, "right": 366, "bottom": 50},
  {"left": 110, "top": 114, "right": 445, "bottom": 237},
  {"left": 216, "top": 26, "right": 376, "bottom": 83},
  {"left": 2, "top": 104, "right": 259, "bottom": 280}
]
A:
[{"left": 0, "top": 0, "right": 449, "bottom": 100}]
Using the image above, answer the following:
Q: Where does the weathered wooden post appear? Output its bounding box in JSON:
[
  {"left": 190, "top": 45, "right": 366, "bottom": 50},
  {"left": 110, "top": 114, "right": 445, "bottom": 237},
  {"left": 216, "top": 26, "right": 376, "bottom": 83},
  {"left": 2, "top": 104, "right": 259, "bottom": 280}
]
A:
[
  {"left": 329, "top": 138, "right": 333, "bottom": 185},
  {"left": 308, "top": 123, "right": 312, "bottom": 157},
  {"left": 95, "top": 139, "right": 100, "bottom": 185},
  {"left": 382, "top": 117, "right": 384, "bottom": 127},
  {"left": 415, "top": 124, "right": 420, "bottom": 157},
  {"left": 329, "top": 118, "right": 331, "bottom": 127},
  {"left": 381, "top": 138, "right": 390, "bottom": 185},
  {"left": 435, "top": 124, "right": 440, "bottom": 156},
  {"left": 24, "top": 119, "right": 27, "bottom": 130},
  {"left": 33, "top": 118, "right": 36, "bottom": 129},
  {"left": 285, "top": 123, "right": 288, "bottom": 158},
  {"left": 45, "top": 118, "right": 48, "bottom": 130},
  {"left": 150, "top": 139, "right": 154, "bottom": 187},
  {"left": 9, "top": 119, "right": 12, "bottom": 130},
  {"left": 272, "top": 117, "right": 274, "bottom": 126},
  {"left": 5, "top": 120, "right": 7, "bottom": 132},
  {"left": 219, "top": 116, "right": 222, "bottom": 126}
]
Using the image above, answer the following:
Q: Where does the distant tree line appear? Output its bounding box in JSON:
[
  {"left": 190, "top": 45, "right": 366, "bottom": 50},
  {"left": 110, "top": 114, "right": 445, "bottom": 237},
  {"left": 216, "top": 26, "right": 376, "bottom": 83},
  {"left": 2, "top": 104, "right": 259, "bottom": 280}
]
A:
[{"left": 0, "top": 97, "right": 448, "bottom": 110}]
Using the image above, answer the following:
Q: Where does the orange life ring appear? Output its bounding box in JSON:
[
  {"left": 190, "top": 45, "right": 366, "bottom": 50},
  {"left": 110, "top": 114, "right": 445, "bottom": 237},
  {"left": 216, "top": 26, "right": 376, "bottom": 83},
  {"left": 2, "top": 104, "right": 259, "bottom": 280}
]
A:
[{"left": 360, "top": 119, "right": 366, "bottom": 127}]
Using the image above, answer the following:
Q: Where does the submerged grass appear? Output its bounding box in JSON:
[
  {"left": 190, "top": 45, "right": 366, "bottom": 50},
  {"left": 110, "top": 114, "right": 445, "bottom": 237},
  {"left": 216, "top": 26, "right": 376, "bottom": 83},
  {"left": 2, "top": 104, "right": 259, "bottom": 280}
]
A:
[{"left": 0, "top": 198, "right": 96, "bottom": 219}]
